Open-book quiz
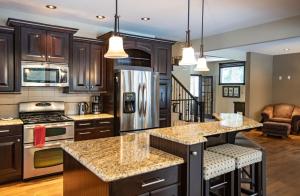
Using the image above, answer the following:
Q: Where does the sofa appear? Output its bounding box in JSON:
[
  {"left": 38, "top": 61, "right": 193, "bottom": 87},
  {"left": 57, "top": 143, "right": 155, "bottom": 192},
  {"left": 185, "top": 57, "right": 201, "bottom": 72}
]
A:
[{"left": 261, "top": 103, "right": 300, "bottom": 133}]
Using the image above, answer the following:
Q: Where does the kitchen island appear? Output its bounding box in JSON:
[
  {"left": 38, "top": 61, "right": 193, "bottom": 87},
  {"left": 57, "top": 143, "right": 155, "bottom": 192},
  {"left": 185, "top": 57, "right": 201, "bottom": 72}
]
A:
[{"left": 63, "top": 113, "right": 263, "bottom": 196}]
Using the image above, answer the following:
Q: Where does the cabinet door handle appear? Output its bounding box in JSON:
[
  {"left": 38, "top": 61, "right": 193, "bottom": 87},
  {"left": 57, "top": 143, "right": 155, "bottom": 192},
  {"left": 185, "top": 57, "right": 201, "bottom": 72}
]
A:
[
  {"left": 78, "top": 132, "right": 92, "bottom": 135},
  {"left": 141, "top": 178, "right": 166, "bottom": 188},
  {"left": 78, "top": 123, "right": 92, "bottom": 126},
  {"left": 98, "top": 129, "right": 111, "bottom": 133},
  {"left": 0, "top": 130, "right": 10, "bottom": 133},
  {"left": 99, "top": 121, "right": 111, "bottom": 125}
]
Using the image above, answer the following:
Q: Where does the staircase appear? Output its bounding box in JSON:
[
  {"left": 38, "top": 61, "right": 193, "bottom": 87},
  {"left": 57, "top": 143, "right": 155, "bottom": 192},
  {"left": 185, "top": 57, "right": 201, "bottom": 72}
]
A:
[{"left": 171, "top": 74, "right": 205, "bottom": 123}]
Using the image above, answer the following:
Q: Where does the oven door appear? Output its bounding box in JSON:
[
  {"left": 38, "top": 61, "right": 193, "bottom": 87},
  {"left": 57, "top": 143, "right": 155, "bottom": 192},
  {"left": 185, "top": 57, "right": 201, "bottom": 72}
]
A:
[
  {"left": 23, "top": 140, "right": 72, "bottom": 179},
  {"left": 24, "top": 122, "right": 74, "bottom": 144},
  {"left": 21, "top": 63, "right": 69, "bottom": 87}
]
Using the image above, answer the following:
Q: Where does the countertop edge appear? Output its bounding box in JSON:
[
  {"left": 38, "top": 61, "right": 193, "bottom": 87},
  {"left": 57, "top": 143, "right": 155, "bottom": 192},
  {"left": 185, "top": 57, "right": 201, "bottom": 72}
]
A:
[{"left": 62, "top": 144, "right": 184, "bottom": 182}]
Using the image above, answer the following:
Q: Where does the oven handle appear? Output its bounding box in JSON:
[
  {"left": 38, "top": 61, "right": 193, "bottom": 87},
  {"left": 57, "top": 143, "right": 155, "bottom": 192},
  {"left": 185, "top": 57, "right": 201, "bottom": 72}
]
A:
[
  {"left": 24, "top": 139, "right": 73, "bottom": 149},
  {"left": 24, "top": 122, "right": 74, "bottom": 129}
]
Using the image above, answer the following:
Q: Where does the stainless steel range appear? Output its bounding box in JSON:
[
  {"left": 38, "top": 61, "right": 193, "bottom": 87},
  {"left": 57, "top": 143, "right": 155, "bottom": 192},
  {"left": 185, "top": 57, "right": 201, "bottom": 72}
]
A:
[{"left": 19, "top": 101, "right": 74, "bottom": 179}]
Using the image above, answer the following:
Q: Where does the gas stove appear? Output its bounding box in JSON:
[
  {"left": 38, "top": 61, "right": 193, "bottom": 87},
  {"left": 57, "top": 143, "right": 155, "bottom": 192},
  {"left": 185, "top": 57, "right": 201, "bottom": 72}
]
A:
[
  {"left": 19, "top": 101, "right": 74, "bottom": 180},
  {"left": 19, "top": 101, "right": 73, "bottom": 124},
  {"left": 20, "top": 112, "right": 73, "bottom": 124}
]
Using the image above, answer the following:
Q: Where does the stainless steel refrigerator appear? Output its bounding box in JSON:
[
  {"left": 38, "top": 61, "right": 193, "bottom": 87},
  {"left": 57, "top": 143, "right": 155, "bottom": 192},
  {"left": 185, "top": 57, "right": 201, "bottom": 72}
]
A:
[{"left": 115, "top": 69, "right": 160, "bottom": 132}]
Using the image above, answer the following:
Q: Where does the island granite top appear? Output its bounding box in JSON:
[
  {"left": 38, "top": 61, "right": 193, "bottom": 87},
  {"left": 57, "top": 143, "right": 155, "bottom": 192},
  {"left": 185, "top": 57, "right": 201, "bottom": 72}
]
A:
[
  {"left": 62, "top": 133, "right": 184, "bottom": 182},
  {"left": 148, "top": 113, "right": 262, "bottom": 145}
]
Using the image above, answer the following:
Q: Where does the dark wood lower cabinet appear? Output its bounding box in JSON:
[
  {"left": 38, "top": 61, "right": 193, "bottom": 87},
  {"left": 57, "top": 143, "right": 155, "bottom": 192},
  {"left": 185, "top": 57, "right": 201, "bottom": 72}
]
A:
[
  {"left": 74, "top": 118, "right": 114, "bottom": 141},
  {"left": 0, "top": 125, "right": 22, "bottom": 184},
  {"left": 64, "top": 151, "right": 181, "bottom": 196}
]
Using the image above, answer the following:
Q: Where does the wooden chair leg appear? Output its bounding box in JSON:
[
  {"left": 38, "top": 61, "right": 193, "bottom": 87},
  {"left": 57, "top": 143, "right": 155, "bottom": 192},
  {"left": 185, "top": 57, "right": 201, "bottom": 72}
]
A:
[
  {"left": 254, "top": 162, "right": 262, "bottom": 196},
  {"left": 204, "top": 180, "right": 210, "bottom": 196},
  {"left": 225, "top": 171, "right": 234, "bottom": 196},
  {"left": 234, "top": 169, "right": 241, "bottom": 196}
]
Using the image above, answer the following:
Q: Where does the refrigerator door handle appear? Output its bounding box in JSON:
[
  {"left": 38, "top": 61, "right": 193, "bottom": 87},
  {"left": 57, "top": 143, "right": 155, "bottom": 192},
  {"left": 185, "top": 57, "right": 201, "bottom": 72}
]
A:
[
  {"left": 143, "top": 84, "right": 147, "bottom": 116},
  {"left": 138, "top": 84, "right": 143, "bottom": 115}
]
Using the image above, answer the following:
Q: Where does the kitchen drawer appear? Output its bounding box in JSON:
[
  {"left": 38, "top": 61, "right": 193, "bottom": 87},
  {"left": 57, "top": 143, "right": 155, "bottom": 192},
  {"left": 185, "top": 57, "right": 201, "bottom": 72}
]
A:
[
  {"left": 0, "top": 125, "right": 22, "bottom": 137},
  {"left": 75, "top": 118, "right": 113, "bottom": 129},
  {"left": 75, "top": 127, "right": 113, "bottom": 141},
  {"left": 150, "top": 184, "right": 180, "bottom": 196},
  {"left": 110, "top": 165, "right": 180, "bottom": 196}
]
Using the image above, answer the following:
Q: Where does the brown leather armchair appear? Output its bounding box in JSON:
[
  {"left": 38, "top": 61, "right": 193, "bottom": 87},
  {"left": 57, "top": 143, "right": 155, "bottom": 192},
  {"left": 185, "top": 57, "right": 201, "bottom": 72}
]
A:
[{"left": 261, "top": 103, "right": 300, "bottom": 133}]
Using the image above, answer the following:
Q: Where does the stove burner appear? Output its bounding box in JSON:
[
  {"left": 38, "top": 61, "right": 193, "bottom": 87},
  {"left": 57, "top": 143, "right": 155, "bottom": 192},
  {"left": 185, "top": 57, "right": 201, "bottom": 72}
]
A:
[{"left": 20, "top": 112, "right": 73, "bottom": 124}]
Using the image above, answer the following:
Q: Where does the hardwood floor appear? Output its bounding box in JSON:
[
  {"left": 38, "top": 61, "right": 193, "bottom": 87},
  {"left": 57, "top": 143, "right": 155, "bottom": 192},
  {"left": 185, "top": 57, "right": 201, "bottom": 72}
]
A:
[
  {"left": 0, "top": 175, "right": 62, "bottom": 196},
  {"left": 244, "top": 130, "right": 300, "bottom": 196},
  {"left": 0, "top": 130, "right": 299, "bottom": 196}
]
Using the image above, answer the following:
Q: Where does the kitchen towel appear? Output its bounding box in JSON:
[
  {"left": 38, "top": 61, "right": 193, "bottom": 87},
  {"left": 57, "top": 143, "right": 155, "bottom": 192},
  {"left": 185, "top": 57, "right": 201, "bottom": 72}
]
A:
[{"left": 34, "top": 125, "right": 46, "bottom": 148}]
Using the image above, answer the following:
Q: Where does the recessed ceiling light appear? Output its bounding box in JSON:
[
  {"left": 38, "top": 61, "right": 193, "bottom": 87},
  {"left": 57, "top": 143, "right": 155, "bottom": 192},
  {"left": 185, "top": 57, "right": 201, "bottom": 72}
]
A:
[
  {"left": 96, "top": 15, "right": 106, "bottom": 20},
  {"left": 283, "top": 48, "right": 290, "bottom": 51},
  {"left": 46, "top": 5, "right": 57, "bottom": 9},
  {"left": 141, "top": 17, "right": 150, "bottom": 21}
]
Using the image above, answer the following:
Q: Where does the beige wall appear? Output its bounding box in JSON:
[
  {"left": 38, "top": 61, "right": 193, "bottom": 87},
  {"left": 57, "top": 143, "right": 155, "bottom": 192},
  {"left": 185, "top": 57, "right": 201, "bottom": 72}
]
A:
[
  {"left": 272, "top": 53, "right": 300, "bottom": 105},
  {"left": 0, "top": 87, "right": 96, "bottom": 118},
  {"left": 245, "top": 52, "right": 273, "bottom": 121}
]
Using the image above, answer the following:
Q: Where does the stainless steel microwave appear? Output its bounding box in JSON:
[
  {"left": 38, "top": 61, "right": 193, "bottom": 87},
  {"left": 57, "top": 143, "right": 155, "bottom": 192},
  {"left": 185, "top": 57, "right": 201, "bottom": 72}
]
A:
[{"left": 21, "top": 62, "right": 69, "bottom": 87}]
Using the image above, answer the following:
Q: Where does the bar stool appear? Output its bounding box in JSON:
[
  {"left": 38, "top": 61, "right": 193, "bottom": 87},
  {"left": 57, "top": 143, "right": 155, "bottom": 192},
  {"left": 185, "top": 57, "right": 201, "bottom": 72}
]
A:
[
  {"left": 207, "top": 144, "right": 263, "bottom": 196},
  {"left": 203, "top": 150, "right": 236, "bottom": 196}
]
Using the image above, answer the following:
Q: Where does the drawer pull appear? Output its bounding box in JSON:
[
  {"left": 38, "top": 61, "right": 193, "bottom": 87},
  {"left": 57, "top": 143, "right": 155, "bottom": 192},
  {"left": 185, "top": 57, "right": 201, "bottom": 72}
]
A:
[
  {"left": 159, "top": 118, "right": 167, "bottom": 121},
  {"left": 99, "top": 130, "right": 111, "bottom": 133},
  {"left": 78, "top": 123, "right": 92, "bottom": 126},
  {"left": 78, "top": 132, "right": 92, "bottom": 135},
  {"left": 99, "top": 121, "right": 111, "bottom": 125},
  {"left": 0, "top": 130, "right": 10, "bottom": 133},
  {"left": 141, "top": 178, "right": 166, "bottom": 188}
]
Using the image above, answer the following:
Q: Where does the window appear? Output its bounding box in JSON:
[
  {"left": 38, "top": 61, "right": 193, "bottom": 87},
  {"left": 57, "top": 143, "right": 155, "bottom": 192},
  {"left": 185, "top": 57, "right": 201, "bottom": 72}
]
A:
[{"left": 219, "top": 62, "right": 245, "bottom": 85}]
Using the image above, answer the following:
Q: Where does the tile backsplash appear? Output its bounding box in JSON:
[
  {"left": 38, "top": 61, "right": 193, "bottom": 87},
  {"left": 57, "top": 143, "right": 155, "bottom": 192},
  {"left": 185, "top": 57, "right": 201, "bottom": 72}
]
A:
[{"left": 0, "top": 87, "right": 98, "bottom": 118}]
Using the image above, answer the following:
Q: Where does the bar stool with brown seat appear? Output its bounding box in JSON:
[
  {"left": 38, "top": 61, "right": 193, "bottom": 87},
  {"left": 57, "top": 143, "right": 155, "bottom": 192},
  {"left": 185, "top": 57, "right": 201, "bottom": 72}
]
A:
[
  {"left": 203, "top": 150, "right": 236, "bottom": 196},
  {"left": 207, "top": 144, "right": 263, "bottom": 196}
]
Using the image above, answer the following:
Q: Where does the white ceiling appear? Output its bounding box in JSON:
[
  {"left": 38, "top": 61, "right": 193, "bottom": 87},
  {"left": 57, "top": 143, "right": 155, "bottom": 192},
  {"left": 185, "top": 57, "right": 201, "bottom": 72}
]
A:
[
  {"left": 0, "top": 0, "right": 300, "bottom": 40},
  {"left": 206, "top": 37, "right": 300, "bottom": 61}
]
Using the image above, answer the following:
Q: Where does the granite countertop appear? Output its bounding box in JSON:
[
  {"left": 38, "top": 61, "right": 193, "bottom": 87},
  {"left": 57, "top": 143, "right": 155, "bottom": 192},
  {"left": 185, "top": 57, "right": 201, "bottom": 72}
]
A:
[
  {"left": 0, "top": 119, "right": 23, "bottom": 126},
  {"left": 68, "top": 113, "right": 114, "bottom": 121},
  {"left": 62, "top": 132, "right": 184, "bottom": 182},
  {"left": 149, "top": 113, "right": 262, "bottom": 145}
]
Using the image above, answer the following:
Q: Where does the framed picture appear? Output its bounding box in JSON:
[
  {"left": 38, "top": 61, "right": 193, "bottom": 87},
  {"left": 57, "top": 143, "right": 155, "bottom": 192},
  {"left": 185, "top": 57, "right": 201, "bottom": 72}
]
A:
[{"left": 222, "top": 86, "right": 240, "bottom": 98}]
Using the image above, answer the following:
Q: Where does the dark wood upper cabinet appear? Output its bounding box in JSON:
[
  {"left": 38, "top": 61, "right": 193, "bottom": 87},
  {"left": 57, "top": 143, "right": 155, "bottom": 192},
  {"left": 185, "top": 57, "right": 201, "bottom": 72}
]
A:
[
  {"left": 21, "top": 27, "right": 47, "bottom": 62},
  {"left": 0, "top": 27, "right": 14, "bottom": 92},
  {"left": 154, "top": 44, "right": 172, "bottom": 79},
  {"left": 71, "top": 41, "right": 90, "bottom": 91},
  {"left": 90, "top": 44, "right": 106, "bottom": 92},
  {"left": 47, "top": 31, "right": 69, "bottom": 63},
  {"left": 67, "top": 37, "right": 106, "bottom": 93}
]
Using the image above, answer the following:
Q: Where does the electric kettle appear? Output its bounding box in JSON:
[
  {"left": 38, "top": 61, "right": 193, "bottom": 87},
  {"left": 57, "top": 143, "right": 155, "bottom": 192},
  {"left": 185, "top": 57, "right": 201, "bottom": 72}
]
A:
[{"left": 78, "top": 102, "right": 89, "bottom": 115}]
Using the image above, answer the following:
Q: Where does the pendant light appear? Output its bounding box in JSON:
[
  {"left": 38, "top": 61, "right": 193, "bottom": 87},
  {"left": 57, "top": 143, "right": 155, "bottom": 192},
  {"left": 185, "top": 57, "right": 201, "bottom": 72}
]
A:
[
  {"left": 179, "top": 0, "right": 197, "bottom": 66},
  {"left": 104, "top": 0, "right": 128, "bottom": 59},
  {"left": 194, "top": 0, "right": 209, "bottom": 71}
]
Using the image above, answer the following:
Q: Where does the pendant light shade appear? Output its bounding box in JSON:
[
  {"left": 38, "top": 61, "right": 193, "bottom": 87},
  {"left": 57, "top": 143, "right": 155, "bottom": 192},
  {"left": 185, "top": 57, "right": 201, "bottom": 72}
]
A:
[
  {"left": 179, "top": 47, "right": 197, "bottom": 66},
  {"left": 104, "top": 0, "right": 128, "bottom": 59},
  {"left": 194, "top": 57, "right": 209, "bottom": 71},
  {"left": 180, "top": 0, "right": 196, "bottom": 66},
  {"left": 194, "top": 0, "right": 209, "bottom": 71},
  {"left": 104, "top": 35, "right": 128, "bottom": 58}
]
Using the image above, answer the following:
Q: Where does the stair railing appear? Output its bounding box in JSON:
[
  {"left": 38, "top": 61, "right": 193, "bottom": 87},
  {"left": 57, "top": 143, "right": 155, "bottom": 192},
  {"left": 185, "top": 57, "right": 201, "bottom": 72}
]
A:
[{"left": 172, "top": 74, "right": 205, "bottom": 122}]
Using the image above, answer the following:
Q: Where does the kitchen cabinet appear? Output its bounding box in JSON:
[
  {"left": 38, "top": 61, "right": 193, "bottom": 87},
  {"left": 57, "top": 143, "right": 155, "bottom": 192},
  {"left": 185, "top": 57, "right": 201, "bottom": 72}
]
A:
[
  {"left": 159, "top": 79, "right": 171, "bottom": 127},
  {"left": 0, "top": 125, "right": 22, "bottom": 184},
  {"left": 153, "top": 43, "right": 172, "bottom": 79},
  {"left": 21, "top": 28, "right": 69, "bottom": 63},
  {"left": 74, "top": 118, "right": 113, "bottom": 141},
  {"left": 68, "top": 37, "right": 106, "bottom": 93},
  {"left": 0, "top": 27, "right": 14, "bottom": 92}
]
